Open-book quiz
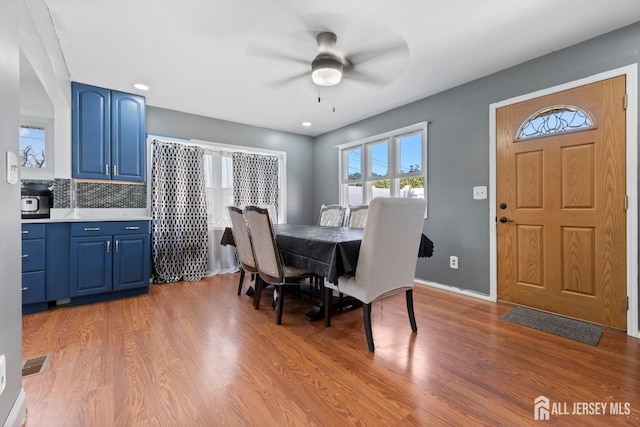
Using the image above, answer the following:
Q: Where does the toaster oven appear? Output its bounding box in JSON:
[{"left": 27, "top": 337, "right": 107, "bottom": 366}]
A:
[{"left": 21, "top": 183, "right": 52, "bottom": 219}]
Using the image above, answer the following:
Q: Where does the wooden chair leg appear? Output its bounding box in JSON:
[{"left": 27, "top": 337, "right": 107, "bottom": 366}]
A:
[
  {"left": 363, "top": 303, "right": 374, "bottom": 352},
  {"left": 237, "top": 268, "right": 245, "bottom": 295},
  {"left": 245, "top": 274, "right": 256, "bottom": 298},
  {"left": 275, "top": 285, "right": 285, "bottom": 325},
  {"left": 324, "top": 286, "right": 333, "bottom": 327},
  {"left": 253, "top": 276, "right": 264, "bottom": 309},
  {"left": 406, "top": 289, "right": 417, "bottom": 332}
]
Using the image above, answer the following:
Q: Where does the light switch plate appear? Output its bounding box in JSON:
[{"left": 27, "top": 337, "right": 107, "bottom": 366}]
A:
[
  {"left": 6, "top": 151, "right": 18, "bottom": 184},
  {"left": 473, "top": 186, "right": 487, "bottom": 200}
]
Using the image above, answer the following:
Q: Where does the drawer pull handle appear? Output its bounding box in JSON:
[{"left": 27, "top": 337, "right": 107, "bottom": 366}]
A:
[
  {"left": 21, "top": 287, "right": 29, "bottom": 292},
  {"left": 84, "top": 227, "right": 101, "bottom": 231},
  {"left": 125, "top": 226, "right": 140, "bottom": 230},
  {"left": 21, "top": 254, "right": 28, "bottom": 259},
  {"left": 21, "top": 230, "right": 29, "bottom": 234}
]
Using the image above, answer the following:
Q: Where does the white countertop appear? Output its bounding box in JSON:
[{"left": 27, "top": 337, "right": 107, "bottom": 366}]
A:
[{"left": 22, "top": 208, "right": 151, "bottom": 223}]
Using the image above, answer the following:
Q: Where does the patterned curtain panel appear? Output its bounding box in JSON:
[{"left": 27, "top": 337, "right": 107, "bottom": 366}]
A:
[
  {"left": 151, "top": 140, "right": 208, "bottom": 283},
  {"left": 232, "top": 152, "right": 279, "bottom": 221}
]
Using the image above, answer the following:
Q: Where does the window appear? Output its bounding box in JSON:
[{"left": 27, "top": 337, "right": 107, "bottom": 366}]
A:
[
  {"left": 203, "top": 151, "right": 235, "bottom": 227},
  {"left": 20, "top": 117, "right": 53, "bottom": 178},
  {"left": 190, "top": 139, "right": 286, "bottom": 227},
  {"left": 516, "top": 105, "right": 594, "bottom": 140},
  {"left": 338, "top": 122, "right": 427, "bottom": 212}
]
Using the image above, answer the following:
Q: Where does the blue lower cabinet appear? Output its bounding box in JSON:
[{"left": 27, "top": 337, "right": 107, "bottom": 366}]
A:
[
  {"left": 22, "top": 220, "right": 150, "bottom": 313},
  {"left": 70, "top": 236, "right": 113, "bottom": 297},
  {"left": 70, "top": 221, "right": 150, "bottom": 299},
  {"left": 21, "top": 271, "right": 45, "bottom": 305},
  {"left": 22, "top": 223, "right": 47, "bottom": 312},
  {"left": 113, "top": 234, "right": 150, "bottom": 291},
  {"left": 46, "top": 223, "right": 71, "bottom": 301}
]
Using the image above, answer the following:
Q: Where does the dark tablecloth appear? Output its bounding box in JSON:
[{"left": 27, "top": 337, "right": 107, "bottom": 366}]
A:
[{"left": 220, "top": 224, "right": 434, "bottom": 284}]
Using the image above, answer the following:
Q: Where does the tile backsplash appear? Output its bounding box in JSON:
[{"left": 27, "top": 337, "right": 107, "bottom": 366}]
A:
[{"left": 21, "top": 179, "right": 147, "bottom": 209}]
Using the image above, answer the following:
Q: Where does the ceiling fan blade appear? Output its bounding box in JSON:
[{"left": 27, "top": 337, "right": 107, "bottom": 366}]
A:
[
  {"left": 346, "top": 69, "right": 391, "bottom": 86},
  {"left": 245, "top": 44, "right": 309, "bottom": 67},
  {"left": 348, "top": 41, "right": 409, "bottom": 66},
  {"left": 263, "top": 70, "right": 310, "bottom": 89}
]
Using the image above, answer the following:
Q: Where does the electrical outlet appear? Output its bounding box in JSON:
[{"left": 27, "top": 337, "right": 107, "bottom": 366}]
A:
[
  {"left": 450, "top": 256, "right": 458, "bottom": 269},
  {"left": 0, "top": 354, "right": 6, "bottom": 396}
]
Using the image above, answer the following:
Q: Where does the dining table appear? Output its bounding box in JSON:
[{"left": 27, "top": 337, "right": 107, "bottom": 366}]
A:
[{"left": 220, "top": 223, "right": 433, "bottom": 320}]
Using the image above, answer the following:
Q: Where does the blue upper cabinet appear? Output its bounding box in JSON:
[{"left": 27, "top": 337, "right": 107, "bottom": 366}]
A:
[
  {"left": 72, "top": 83, "right": 111, "bottom": 179},
  {"left": 72, "top": 82, "right": 146, "bottom": 181},
  {"left": 111, "top": 91, "right": 146, "bottom": 181}
]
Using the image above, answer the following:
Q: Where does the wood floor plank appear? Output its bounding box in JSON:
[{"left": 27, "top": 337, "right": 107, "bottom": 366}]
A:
[{"left": 21, "top": 273, "right": 640, "bottom": 426}]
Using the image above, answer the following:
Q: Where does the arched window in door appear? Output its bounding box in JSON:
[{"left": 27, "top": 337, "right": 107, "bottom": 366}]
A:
[{"left": 516, "top": 105, "right": 594, "bottom": 140}]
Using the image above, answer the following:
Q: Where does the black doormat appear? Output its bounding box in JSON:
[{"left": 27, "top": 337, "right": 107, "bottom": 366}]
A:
[{"left": 500, "top": 306, "right": 603, "bottom": 346}]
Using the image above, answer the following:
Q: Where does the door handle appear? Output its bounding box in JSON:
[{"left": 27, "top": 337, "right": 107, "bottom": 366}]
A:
[
  {"left": 106, "top": 240, "right": 111, "bottom": 253},
  {"left": 499, "top": 216, "right": 514, "bottom": 223}
]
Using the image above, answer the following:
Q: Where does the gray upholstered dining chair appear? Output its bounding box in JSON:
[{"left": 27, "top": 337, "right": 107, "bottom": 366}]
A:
[
  {"left": 318, "top": 204, "right": 347, "bottom": 227},
  {"left": 346, "top": 204, "right": 368, "bottom": 228},
  {"left": 227, "top": 206, "right": 260, "bottom": 296},
  {"left": 324, "top": 197, "right": 427, "bottom": 351},
  {"left": 243, "top": 205, "right": 314, "bottom": 324}
]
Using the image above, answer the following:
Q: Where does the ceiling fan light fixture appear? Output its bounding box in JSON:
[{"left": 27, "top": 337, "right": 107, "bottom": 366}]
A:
[{"left": 311, "top": 55, "right": 343, "bottom": 87}]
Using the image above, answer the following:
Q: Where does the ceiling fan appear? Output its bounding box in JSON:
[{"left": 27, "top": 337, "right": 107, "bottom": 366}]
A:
[
  {"left": 246, "top": 28, "right": 409, "bottom": 90},
  {"left": 310, "top": 31, "right": 350, "bottom": 86}
]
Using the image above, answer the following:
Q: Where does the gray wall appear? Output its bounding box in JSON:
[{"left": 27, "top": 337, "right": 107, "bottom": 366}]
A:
[
  {"left": 146, "top": 107, "right": 315, "bottom": 225},
  {"left": 0, "top": 0, "right": 24, "bottom": 423},
  {"left": 314, "top": 21, "right": 640, "bottom": 296}
]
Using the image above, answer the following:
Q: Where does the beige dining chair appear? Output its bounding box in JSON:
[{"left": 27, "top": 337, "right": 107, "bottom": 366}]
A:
[
  {"left": 346, "top": 204, "right": 369, "bottom": 228},
  {"left": 324, "top": 197, "right": 427, "bottom": 351},
  {"left": 243, "top": 205, "right": 314, "bottom": 324},
  {"left": 318, "top": 204, "right": 347, "bottom": 226},
  {"left": 227, "top": 206, "right": 260, "bottom": 296}
]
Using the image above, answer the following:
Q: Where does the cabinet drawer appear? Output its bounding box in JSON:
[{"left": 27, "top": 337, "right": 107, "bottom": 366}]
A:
[
  {"left": 22, "top": 224, "right": 45, "bottom": 240},
  {"left": 22, "top": 239, "right": 45, "bottom": 272},
  {"left": 22, "top": 271, "right": 46, "bottom": 304},
  {"left": 70, "top": 221, "right": 150, "bottom": 237}
]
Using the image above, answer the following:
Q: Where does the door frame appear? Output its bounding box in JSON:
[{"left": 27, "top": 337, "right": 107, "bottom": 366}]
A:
[{"left": 489, "top": 64, "right": 639, "bottom": 337}]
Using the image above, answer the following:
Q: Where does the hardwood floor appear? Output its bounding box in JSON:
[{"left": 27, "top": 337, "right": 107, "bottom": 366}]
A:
[{"left": 22, "top": 274, "right": 640, "bottom": 426}]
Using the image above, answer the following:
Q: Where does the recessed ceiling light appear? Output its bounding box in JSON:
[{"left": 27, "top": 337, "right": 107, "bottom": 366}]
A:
[
  {"left": 302, "top": 122, "right": 312, "bottom": 127},
  {"left": 133, "top": 83, "right": 149, "bottom": 91}
]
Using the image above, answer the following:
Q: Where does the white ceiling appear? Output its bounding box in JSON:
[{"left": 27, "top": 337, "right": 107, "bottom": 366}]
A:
[{"left": 35, "top": 0, "right": 640, "bottom": 136}]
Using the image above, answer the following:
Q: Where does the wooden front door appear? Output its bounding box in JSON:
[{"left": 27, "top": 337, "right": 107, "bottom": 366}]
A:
[{"left": 496, "top": 76, "right": 627, "bottom": 330}]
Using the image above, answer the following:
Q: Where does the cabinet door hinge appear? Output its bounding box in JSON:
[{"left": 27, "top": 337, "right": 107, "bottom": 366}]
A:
[
  {"left": 624, "top": 94, "right": 628, "bottom": 110},
  {"left": 627, "top": 296, "right": 629, "bottom": 310},
  {"left": 625, "top": 195, "right": 629, "bottom": 211}
]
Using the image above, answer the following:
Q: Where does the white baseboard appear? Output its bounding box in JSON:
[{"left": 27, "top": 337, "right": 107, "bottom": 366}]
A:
[
  {"left": 415, "top": 279, "right": 495, "bottom": 302},
  {"left": 3, "top": 388, "right": 26, "bottom": 427}
]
